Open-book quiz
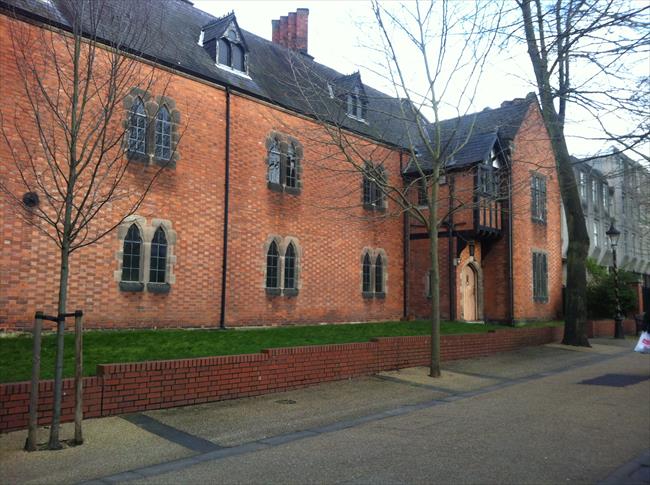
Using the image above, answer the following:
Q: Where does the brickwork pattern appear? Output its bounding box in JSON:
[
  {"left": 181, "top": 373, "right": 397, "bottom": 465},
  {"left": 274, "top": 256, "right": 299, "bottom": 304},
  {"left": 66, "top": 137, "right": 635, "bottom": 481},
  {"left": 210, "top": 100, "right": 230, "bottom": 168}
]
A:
[
  {"left": 0, "top": 326, "right": 569, "bottom": 433},
  {"left": 509, "top": 104, "right": 563, "bottom": 321}
]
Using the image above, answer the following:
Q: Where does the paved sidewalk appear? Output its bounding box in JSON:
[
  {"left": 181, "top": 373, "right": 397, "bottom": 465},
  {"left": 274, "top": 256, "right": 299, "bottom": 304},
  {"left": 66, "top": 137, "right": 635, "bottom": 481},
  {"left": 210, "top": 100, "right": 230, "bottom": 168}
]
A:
[{"left": 1, "top": 338, "right": 648, "bottom": 484}]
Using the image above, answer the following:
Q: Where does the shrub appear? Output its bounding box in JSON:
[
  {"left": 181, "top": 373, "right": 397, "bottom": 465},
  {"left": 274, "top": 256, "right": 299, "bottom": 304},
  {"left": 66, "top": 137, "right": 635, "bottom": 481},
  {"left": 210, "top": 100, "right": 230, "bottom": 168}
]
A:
[{"left": 586, "top": 258, "right": 638, "bottom": 319}]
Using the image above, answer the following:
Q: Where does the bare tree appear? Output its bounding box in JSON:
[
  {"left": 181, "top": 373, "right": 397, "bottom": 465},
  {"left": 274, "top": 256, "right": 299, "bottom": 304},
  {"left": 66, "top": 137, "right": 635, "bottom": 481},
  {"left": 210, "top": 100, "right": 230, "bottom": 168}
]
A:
[
  {"left": 275, "top": 0, "right": 508, "bottom": 377},
  {"left": 0, "top": 0, "right": 179, "bottom": 448},
  {"left": 514, "top": 0, "right": 649, "bottom": 346}
]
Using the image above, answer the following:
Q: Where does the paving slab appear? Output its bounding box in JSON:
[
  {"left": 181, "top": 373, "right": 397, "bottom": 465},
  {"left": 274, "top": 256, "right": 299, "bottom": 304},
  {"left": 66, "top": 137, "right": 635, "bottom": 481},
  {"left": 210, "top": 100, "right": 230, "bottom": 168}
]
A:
[
  {"left": 142, "top": 376, "right": 448, "bottom": 447},
  {"left": 441, "top": 341, "right": 624, "bottom": 381},
  {"left": 127, "top": 351, "right": 650, "bottom": 485},
  {"left": 378, "top": 366, "right": 503, "bottom": 393},
  {"left": 0, "top": 417, "right": 193, "bottom": 485}
]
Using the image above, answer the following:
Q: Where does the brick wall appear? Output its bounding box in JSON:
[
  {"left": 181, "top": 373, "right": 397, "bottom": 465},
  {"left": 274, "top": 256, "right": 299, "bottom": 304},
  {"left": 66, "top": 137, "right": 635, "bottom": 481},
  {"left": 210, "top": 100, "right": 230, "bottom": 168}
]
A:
[
  {"left": 0, "top": 326, "right": 565, "bottom": 433},
  {"left": 510, "top": 103, "right": 563, "bottom": 321},
  {"left": 0, "top": 14, "right": 404, "bottom": 331},
  {"left": 585, "top": 319, "right": 637, "bottom": 337}
]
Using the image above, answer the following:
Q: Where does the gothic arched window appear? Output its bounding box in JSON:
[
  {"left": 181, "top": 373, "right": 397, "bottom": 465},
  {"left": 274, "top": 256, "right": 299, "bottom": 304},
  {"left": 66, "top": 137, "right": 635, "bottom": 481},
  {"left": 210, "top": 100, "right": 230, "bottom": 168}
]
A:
[
  {"left": 128, "top": 98, "right": 147, "bottom": 155},
  {"left": 284, "top": 243, "right": 296, "bottom": 290},
  {"left": 374, "top": 255, "right": 384, "bottom": 293},
  {"left": 155, "top": 106, "right": 172, "bottom": 161},
  {"left": 266, "top": 241, "right": 280, "bottom": 288},
  {"left": 149, "top": 227, "right": 168, "bottom": 283},
  {"left": 362, "top": 253, "right": 372, "bottom": 293},
  {"left": 121, "top": 224, "right": 142, "bottom": 282},
  {"left": 268, "top": 139, "right": 281, "bottom": 185}
]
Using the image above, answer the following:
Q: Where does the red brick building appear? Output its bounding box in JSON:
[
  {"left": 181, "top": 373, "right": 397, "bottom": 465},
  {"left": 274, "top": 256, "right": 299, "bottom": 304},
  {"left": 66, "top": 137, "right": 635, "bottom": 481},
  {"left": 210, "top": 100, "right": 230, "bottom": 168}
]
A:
[{"left": 0, "top": 0, "right": 562, "bottom": 331}]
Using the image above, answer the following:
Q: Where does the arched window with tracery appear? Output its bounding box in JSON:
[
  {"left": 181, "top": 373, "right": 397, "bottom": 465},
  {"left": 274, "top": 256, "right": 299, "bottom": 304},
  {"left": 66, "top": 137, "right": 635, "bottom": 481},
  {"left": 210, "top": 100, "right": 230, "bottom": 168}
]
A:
[
  {"left": 362, "top": 253, "right": 372, "bottom": 293},
  {"left": 266, "top": 241, "right": 280, "bottom": 288},
  {"left": 155, "top": 106, "right": 172, "bottom": 161},
  {"left": 268, "top": 139, "right": 281, "bottom": 185},
  {"left": 374, "top": 254, "right": 384, "bottom": 293},
  {"left": 149, "top": 227, "right": 168, "bottom": 283},
  {"left": 121, "top": 224, "right": 142, "bottom": 282},
  {"left": 284, "top": 243, "right": 296, "bottom": 290},
  {"left": 285, "top": 143, "right": 298, "bottom": 188},
  {"left": 128, "top": 98, "right": 147, "bottom": 155}
]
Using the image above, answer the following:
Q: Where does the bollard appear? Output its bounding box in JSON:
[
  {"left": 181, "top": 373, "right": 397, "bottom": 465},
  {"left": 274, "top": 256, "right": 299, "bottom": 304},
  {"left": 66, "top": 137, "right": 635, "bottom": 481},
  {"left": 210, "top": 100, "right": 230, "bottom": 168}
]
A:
[
  {"left": 74, "top": 310, "right": 84, "bottom": 445},
  {"left": 25, "top": 312, "right": 43, "bottom": 452}
]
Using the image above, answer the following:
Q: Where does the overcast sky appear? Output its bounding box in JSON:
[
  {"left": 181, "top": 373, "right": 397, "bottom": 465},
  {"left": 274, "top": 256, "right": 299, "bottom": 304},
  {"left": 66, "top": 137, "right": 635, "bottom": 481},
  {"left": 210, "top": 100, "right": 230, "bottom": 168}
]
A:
[{"left": 193, "top": 0, "right": 646, "bottom": 160}]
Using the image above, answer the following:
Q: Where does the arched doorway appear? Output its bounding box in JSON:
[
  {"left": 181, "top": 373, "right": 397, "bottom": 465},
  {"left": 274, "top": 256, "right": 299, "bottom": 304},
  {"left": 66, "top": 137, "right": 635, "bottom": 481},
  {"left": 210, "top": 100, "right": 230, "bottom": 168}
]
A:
[{"left": 461, "top": 264, "right": 478, "bottom": 321}]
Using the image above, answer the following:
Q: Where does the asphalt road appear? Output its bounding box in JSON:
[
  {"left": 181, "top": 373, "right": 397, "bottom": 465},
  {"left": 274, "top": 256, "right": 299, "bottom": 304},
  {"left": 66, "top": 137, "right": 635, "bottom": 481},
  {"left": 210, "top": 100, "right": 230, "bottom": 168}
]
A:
[{"left": 2, "top": 338, "right": 648, "bottom": 484}]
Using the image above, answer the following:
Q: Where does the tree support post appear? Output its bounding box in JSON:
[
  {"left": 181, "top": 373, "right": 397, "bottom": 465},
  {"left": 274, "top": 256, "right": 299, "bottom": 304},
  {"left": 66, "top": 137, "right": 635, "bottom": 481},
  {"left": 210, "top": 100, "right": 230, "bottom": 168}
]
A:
[
  {"left": 25, "top": 312, "right": 43, "bottom": 452},
  {"left": 74, "top": 310, "right": 84, "bottom": 445}
]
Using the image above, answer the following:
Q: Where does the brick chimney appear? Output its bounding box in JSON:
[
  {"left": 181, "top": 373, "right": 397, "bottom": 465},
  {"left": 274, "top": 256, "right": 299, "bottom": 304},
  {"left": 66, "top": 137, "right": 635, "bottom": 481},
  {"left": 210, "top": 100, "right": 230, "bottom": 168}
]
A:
[{"left": 272, "top": 8, "right": 309, "bottom": 54}]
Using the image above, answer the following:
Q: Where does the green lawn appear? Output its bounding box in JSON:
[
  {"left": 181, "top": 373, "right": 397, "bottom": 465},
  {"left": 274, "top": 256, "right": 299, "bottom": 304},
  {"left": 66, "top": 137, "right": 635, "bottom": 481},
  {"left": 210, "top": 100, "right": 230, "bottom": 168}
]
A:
[{"left": 0, "top": 320, "right": 561, "bottom": 383}]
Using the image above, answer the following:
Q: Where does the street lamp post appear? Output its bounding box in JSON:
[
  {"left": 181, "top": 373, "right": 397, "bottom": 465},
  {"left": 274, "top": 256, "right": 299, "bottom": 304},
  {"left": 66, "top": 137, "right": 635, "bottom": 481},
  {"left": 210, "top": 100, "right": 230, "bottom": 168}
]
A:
[{"left": 606, "top": 222, "right": 625, "bottom": 339}]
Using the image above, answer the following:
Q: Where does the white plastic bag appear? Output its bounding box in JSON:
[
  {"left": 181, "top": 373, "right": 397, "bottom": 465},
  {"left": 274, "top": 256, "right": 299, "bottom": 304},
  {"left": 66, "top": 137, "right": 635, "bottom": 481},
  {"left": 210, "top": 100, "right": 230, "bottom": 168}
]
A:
[{"left": 634, "top": 331, "right": 650, "bottom": 354}]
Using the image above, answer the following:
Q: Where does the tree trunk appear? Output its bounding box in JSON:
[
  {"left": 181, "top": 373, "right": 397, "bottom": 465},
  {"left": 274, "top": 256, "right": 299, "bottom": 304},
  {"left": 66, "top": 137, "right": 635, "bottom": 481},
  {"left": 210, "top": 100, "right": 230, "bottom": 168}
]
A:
[
  {"left": 519, "top": 0, "right": 590, "bottom": 347},
  {"left": 538, "top": 98, "right": 590, "bottom": 347},
  {"left": 48, "top": 242, "right": 70, "bottom": 449},
  {"left": 429, "top": 172, "right": 441, "bottom": 377}
]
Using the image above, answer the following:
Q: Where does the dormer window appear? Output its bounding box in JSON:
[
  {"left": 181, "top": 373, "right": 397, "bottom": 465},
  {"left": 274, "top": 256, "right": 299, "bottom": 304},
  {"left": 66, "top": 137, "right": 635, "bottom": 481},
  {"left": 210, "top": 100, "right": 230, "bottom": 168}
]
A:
[
  {"left": 217, "top": 30, "right": 246, "bottom": 72},
  {"left": 332, "top": 72, "right": 368, "bottom": 123},
  {"left": 201, "top": 15, "right": 248, "bottom": 75},
  {"left": 347, "top": 86, "right": 366, "bottom": 121}
]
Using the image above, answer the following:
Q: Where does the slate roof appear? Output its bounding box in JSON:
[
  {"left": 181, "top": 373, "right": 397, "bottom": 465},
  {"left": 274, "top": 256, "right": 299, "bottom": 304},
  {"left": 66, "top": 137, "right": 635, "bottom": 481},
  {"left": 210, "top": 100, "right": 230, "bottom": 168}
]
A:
[
  {"left": 404, "top": 93, "right": 538, "bottom": 175},
  {"left": 0, "top": 0, "right": 419, "bottom": 148}
]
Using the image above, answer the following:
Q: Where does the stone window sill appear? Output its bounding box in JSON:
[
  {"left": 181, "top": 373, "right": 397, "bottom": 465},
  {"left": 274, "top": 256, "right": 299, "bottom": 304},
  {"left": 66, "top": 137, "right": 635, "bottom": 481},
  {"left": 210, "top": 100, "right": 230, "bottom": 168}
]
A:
[
  {"left": 266, "top": 287, "right": 281, "bottom": 296},
  {"left": 126, "top": 151, "right": 148, "bottom": 164},
  {"left": 147, "top": 282, "right": 171, "bottom": 294},
  {"left": 283, "top": 288, "right": 299, "bottom": 297},
  {"left": 362, "top": 291, "right": 374, "bottom": 299},
  {"left": 119, "top": 281, "right": 144, "bottom": 292}
]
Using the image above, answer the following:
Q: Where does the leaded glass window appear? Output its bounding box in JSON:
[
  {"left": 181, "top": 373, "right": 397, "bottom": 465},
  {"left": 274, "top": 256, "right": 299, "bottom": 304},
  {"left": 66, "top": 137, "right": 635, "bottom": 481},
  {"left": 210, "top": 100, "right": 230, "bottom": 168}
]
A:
[
  {"left": 218, "top": 38, "right": 230, "bottom": 66},
  {"left": 268, "top": 139, "right": 281, "bottom": 184},
  {"left": 363, "top": 173, "right": 373, "bottom": 206},
  {"left": 266, "top": 241, "right": 279, "bottom": 288},
  {"left": 128, "top": 98, "right": 147, "bottom": 155},
  {"left": 532, "top": 252, "right": 548, "bottom": 302},
  {"left": 531, "top": 174, "right": 547, "bottom": 223},
  {"left": 284, "top": 243, "right": 296, "bottom": 289},
  {"left": 232, "top": 44, "right": 245, "bottom": 71},
  {"left": 285, "top": 144, "right": 298, "bottom": 188},
  {"left": 155, "top": 106, "right": 172, "bottom": 161},
  {"left": 121, "top": 224, "right": 142, "bottom": 282},
  {"left": 362, "top": 253, "right": 372, "bottom": 293},
  {"left": 149, "top": 227, "right": 168, "bottom": 283},
  {"left": 374, "top": 255, "right": 383, "bottom": 293}
]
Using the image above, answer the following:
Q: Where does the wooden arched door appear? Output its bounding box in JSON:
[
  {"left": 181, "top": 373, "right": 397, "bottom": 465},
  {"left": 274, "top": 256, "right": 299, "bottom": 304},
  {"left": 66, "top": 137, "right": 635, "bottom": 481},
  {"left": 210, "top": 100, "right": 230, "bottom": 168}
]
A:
[{"left": 461, "top": 264, "right": 478, "bottom": 321}]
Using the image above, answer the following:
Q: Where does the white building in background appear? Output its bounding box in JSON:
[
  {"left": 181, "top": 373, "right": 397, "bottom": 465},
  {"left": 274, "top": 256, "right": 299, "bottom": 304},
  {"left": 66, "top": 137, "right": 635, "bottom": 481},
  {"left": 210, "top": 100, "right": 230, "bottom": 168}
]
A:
[{"left": 561, "top": 148, "right": 650, "bottom": 310}]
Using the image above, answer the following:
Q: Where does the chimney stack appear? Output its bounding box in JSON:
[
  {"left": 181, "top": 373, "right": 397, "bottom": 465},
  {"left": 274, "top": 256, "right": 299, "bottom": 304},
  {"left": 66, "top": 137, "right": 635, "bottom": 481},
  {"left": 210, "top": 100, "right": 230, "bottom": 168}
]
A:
[{"left": 272, "top": 8, "right": 309, "bottom": 54}]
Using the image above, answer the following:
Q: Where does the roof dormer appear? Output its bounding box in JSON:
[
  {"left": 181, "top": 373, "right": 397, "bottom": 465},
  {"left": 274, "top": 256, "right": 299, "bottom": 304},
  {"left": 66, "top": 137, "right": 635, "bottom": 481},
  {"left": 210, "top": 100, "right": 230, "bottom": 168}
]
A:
[
  {"left": 200, "top": 13, "right": 248, "bottom": 74},
  {"left": 330, "top": 72, "right": 368, "bottom": 123}
]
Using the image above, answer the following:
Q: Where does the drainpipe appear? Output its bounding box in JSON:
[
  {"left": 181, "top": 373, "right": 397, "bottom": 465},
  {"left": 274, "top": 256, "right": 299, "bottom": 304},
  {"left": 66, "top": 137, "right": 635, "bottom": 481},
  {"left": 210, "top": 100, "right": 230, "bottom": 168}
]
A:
[
  {"left": 507, "top": 145, "right": 515, "bottom": 325},
  {"left": 448, "top": 175, "right": 455, "bottom": 320},
  {"left": 401, "top": 152, "right": 409, "bottom": 319},
  {"left": 219, "top": 87, "right": 231, "bottom": 329}
]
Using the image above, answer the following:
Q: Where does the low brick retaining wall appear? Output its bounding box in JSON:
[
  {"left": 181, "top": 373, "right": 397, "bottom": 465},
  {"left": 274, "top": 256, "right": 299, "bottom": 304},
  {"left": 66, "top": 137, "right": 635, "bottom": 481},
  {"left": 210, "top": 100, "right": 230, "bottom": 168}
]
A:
[
  {"left": 1, "top": 326, "right": 565, "bottom": 433},
  {"left": 586, "top": 319, "right": 637, "bottom": 338}
]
